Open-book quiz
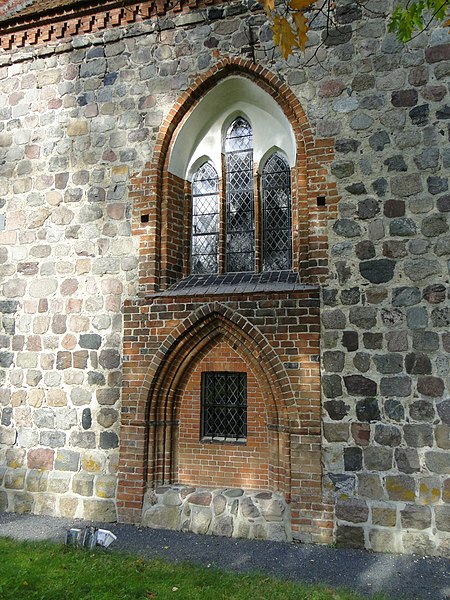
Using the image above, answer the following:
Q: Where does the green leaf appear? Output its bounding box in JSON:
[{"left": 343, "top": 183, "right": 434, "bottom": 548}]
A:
[{"left": 389, "top": 0, "right": 450, "bottom": 42}]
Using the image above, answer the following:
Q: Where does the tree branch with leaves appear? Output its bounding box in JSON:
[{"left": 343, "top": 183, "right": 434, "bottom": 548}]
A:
[
  {"left": 388, "top": 0, "right": 449, "bottom": 41},
  {"left": 263, "top": 0, "right": 450, "bottom": 59}
]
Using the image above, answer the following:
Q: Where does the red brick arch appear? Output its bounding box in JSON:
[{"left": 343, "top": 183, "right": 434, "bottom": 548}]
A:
[
  {"left": 146, "top": 301, "right": 296, "bottom": 422},
  {"left": 130, "top": 55, "right": 337, "bottom": 292},
  {"left": 118, "top": 302, "right": 298, "bottom": 518}
]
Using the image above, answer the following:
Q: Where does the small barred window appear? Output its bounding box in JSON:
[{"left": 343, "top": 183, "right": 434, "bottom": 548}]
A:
[{"left": 201, "top": 371, "right": 247, "bottom": 442}]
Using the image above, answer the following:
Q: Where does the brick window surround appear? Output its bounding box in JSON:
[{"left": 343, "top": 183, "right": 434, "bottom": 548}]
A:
[
  {"left": 119, "top": 58, "right": 337, "bottom": 542},
  {"left": 129, "top": 57, "right": 338, "bottom": 293}
]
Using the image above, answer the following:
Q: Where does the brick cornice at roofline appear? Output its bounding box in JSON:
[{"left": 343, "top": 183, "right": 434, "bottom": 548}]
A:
[{"left": 0, "top": 0, "right": 231, "bottom": 49}]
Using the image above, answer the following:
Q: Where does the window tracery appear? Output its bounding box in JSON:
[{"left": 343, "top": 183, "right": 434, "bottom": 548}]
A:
[
  {"left": 225, "top": 118, "right": 255, "bottom": 273},
  {"left": 190, "top": 118, "right": 292, "bottom": 275},
  {"left": 262, "top": 153, "right": 292, "bottom": 271}
]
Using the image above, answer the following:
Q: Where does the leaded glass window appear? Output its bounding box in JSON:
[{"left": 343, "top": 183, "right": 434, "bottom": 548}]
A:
[
  {"left": 191, "top": 162, "right": 219, "bottom": 274},
  {"left": 190, "top": 118, "right": 293, "bottom": 275},
  {"left": 201, "top": 372, "right": 247, "bottom": 442},
  {"left": 225, "top": 118, "right": 255, "bottom": 273},
  {"left": 262, "top": 153, "right": 292, "bottom": 271}
]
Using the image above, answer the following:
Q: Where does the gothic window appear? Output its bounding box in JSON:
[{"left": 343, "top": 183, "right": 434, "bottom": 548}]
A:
[
  {"left": 225, "top": 118, "right": 255, "bottom": 273},
  {"left": 201, "top": 371, "right": 247, "bottom": 442},
  {"left": 262, "top": 153, "right": 292, "bottom": 271},
  {"left": 190, "top": 117, "right": 292, "bottom": 275},
  {"left": 191, "top": 162, "right": 220, "bottom": 275}
]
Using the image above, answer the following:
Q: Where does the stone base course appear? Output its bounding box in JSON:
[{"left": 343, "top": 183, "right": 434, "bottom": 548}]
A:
[
  {"left": 334, "top": 497, "right": 450, "bottom": 558},
  {"left": 0, "top": 466, "right": 117, "bottom": 522},
  {"left": 0, "top": 0, "right": 449, "bottom": 558},
  {"left": 142, "top": 486, "right": 292, "bottom": 542}
]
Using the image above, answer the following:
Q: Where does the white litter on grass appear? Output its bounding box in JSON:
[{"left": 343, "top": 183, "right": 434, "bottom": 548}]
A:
[
  {"left": 97, "top": 529, "right": 117, "bottom": 548},
  {"left": 65, "top": 526, "right": 117, "bottom": 549}
]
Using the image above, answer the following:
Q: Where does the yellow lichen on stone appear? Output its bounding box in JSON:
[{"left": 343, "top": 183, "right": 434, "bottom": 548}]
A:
[{"left": 67, "top": 120, "right": 88, "bottom": 136}]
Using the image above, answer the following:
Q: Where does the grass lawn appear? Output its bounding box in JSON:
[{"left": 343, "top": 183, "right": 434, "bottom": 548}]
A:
[{"left": 0, "top": 537, "right": 391, "bottom": 600}]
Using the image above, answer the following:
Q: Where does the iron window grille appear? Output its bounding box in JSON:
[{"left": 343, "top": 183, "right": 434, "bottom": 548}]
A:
[{"left": 201, "top": 371, "right": 247, "bottom": 442}]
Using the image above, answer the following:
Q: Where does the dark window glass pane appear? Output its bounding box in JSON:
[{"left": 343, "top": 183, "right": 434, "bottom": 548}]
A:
[
  {"left": 201, "top": 372, "right": 247, "bottom": 441},
  {"left": 225, "top": 118, "right": 255, "bottom": 273},
  {"left": 262, "top": 153, "right": 292, "bottom": 271},
  {"left": 226, "top": 252, "right": 254, "bottom": 274},
  {"left": 191, "top": 162, "right": 219, "bottom": 274}
]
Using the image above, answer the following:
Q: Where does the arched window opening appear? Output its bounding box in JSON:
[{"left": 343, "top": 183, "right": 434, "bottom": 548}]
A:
[
  {"left": 262, "top": 153, "right": 292, "bottom": 271},
  {"left": 191, "top": 161, "right": 219, "bottom": 274},
  {"left": 225, "top": 118, "right": 255, "bottom": 273},
  {"left": 189, "top": 118, "right": 293, "bottom": 276}
]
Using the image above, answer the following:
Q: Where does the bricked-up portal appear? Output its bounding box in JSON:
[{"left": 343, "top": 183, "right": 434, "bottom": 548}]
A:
[
  {"left": 119, "top": 60, "right": 337, "bottom": 542},
  {"left": 120, "top": 284, "right": 332, "bottom": 542},
  {"left": 178, "top": 342, "right": 269, "bottom": 490}
]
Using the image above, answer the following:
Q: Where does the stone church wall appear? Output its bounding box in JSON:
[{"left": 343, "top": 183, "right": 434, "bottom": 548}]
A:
[{"left": 0, "top": 0, "right": 449, "bottom": 554}]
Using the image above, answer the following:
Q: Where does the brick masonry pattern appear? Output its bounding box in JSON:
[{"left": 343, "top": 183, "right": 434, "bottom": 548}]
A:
[{"left": 0, "top": 0, "right": 448, "bottom": 555}]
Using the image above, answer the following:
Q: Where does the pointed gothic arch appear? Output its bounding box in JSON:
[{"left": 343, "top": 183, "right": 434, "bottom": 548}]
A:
[
  {"left": 146, "top": 302, "right": 296, "bottom": 420},
  {"left": 130, "top": 56, "right": 338, "bottom": 292},
  {"left": 120, "top": 57, "right": 333, "bottom": 539},
  {"left": 119, "top": 303, "right": 297, "bottom": 511}
]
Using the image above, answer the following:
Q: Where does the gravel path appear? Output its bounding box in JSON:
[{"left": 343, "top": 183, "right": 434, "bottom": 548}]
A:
[{"left": 0, "top": 512, "right": 449, "bottom": 600}]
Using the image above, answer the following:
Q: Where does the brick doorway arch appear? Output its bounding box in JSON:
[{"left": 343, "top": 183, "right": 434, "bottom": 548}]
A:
[
  {"left": 118, "top": 287, "right": 332, "bottom": 543},
  {"left": 145, "top": 307, "right": 294, "bottom": 496},
  {"left": 118, "top": 303, "right": 297, "bottom": 519}
]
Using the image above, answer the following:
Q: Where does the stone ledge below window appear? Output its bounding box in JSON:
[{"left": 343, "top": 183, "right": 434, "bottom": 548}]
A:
[{"left": 149, "top": 271, "right": 315, "bottom": 298}]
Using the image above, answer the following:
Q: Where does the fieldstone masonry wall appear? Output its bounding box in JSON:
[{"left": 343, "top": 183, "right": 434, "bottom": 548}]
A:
[
  {"left": 142, "top": 486, "right": 292, "bottom": 542},
  {"left": 318, "top": 17, "right": 450, "bottom": 555},
  {"left": 0, "top": 0, "right": 449, "bottom": 554}
]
